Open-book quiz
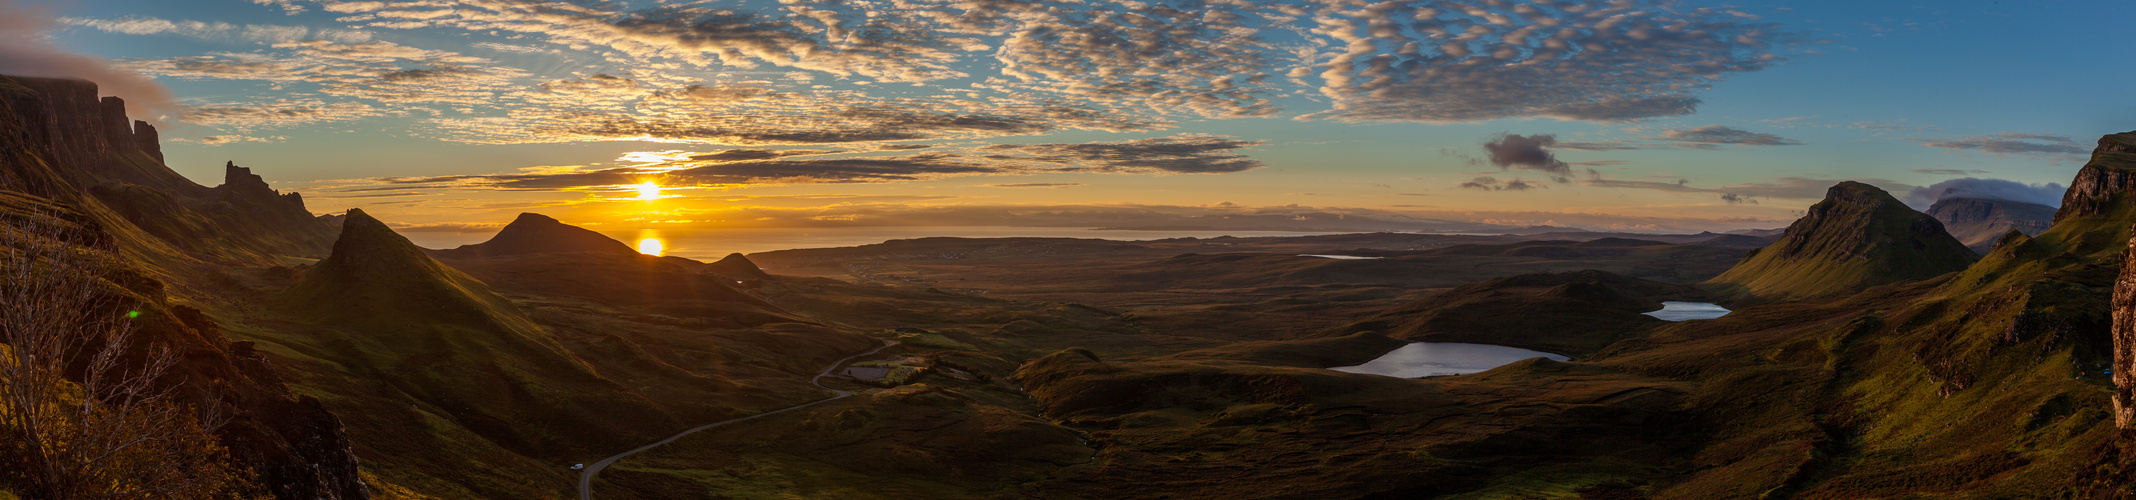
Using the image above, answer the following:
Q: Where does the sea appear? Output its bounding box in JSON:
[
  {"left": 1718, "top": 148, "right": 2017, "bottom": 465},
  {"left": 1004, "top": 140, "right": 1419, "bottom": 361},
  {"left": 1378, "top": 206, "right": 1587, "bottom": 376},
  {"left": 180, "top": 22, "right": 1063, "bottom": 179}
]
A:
[{"left": 400, "top": 226, "right": 1358, "bottom": 261}]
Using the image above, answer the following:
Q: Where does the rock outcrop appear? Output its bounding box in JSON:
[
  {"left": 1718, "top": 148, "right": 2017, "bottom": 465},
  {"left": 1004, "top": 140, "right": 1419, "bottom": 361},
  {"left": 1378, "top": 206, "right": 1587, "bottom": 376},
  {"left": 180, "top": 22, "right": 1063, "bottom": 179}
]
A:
[
  {"left": 1925, "top": 197, "right": 2056, "bottom": 253},
  {"left": 1707, "top": 181, "right": 1977, "bottom": 299},
  {"left": 0, "top": 76, "right": 187, "bottom": 196},
  {"left": 430, "top": 212, "right": 637, "bottom": 258},
  {"left": 2120, "top": 227, "right": 2136, "bottom": 428},
  {"left": 0, "top": 75, "right": 369, "bottom": 498},
  {"left": 2053, "top": 131, "right": 2136, "bottom": 222},
  {"left": 0, "top": 75, "right": 336, "bottom": 260}
]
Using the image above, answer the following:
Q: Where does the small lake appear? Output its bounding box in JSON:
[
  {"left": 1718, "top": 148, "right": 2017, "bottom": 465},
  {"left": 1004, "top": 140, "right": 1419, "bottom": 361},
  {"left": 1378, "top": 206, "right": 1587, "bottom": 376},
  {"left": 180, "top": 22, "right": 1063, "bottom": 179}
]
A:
[
  {"left": 1329, "top": 342, "right": 1570, "bottom": 378},
  {"left": 1642, "top": 302, "right": 1732, "bottom": 321},
  {"left": 1298, "top": 254, "right": 1384, "bottom": 260}
]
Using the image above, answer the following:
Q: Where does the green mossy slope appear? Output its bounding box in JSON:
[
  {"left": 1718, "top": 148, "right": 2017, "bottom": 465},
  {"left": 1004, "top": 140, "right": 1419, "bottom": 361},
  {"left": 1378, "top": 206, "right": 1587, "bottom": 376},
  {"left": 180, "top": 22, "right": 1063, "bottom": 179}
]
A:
[{"left": 1709, "top": 181, "right": 1977, "bottom": 300}]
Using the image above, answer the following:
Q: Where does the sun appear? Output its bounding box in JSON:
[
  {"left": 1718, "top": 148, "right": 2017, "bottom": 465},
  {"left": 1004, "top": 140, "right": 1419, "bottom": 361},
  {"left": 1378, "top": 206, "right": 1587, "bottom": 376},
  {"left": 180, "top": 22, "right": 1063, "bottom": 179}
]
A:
[
  {"left": 636, "top": 238, "right": 664, "bottom": 256},
  {"left": 633, "top": 182, "right": 661, "bottom": 200}
]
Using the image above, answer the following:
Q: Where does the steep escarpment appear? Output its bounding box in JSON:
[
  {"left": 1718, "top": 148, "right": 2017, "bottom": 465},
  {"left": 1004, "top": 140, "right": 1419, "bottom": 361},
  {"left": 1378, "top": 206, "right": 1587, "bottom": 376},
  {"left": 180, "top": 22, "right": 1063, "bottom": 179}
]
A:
[
  {"left": 1927, "top": 197, "right": 2056, "bottom": 253},
  {"left": 0, "top": 76, "right": 184, "bottom": 196},
  {"left": 0, "top": 75, "right": 335, "bottom": 262},
  {"left": 2117, "top": 230, "right": 2136, "bottom": 428},
  {"left": 1707, "top": 181, "right": 1977, "bottom": 299},
  {"left": 0, "top": 77, "right": 369, "bottom": 498},
  {"left": 2054, "top": 131, "right": 2136, "bottom": 223}
]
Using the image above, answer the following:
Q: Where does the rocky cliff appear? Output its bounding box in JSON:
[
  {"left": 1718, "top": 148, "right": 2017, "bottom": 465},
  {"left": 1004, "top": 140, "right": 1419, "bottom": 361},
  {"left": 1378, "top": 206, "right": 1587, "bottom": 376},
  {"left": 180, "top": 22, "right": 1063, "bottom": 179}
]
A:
[
  {"left": 2117, "top": 227, "right": 2136, "bottom": 428},
  {"left": 0, "top": 74, "right": 370, "bottom": 498},
  {"left": 0, "top": 76, "right": 189, "bottom": 196},
  {"left": 2054, "top": 131, "right": 2136, "bottom": 222},
  {"left": 0, "top": 75, "right": 336, "bottom": 261},
  {"left": 1707, "top": 181, "right": 1977, "bottom": 299}
]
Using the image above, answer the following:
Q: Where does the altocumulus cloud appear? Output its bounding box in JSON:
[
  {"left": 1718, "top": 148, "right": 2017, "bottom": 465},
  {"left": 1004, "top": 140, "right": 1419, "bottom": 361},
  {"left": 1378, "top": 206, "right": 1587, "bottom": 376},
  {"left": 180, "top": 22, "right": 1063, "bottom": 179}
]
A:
[{"left": 110, "top": 0, "right": 1797, "bottom": 146}]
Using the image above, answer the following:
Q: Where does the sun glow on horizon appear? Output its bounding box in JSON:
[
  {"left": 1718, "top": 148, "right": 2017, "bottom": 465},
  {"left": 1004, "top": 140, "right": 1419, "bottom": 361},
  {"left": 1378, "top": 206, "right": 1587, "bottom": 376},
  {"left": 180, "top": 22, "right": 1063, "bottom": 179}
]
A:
[
  {"left": 636, "top": 237, "right": 664, "bottom": 256},
  {"left": 633, "top": 182, "right": 661, "bottom": 200}
]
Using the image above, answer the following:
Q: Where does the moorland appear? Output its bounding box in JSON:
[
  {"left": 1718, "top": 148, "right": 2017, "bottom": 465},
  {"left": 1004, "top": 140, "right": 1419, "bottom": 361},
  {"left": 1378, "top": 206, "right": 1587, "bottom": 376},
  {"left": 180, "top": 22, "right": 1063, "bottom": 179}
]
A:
[{"left": 2, "top": 73, "right": 2135, "bottom": 500}]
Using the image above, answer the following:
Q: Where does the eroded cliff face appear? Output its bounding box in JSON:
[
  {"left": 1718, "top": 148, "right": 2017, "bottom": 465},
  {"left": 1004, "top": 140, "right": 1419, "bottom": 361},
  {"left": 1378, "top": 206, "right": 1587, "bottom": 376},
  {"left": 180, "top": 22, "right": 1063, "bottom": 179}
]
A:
[
  {"left": 0, "top": 75, "right": 337, "bottom": 261},
  {"left": 2116, "top": 228, "right": 2136, "bottom": 427},
  {"left": 2054, "top": 132, "right": 2136, "bottom": 223},
  {"left": 0, "top": 75, "right": 370, "bottom": 498},
  {"left": 0, "top": 76, "right": 186, "bottom": 196}
]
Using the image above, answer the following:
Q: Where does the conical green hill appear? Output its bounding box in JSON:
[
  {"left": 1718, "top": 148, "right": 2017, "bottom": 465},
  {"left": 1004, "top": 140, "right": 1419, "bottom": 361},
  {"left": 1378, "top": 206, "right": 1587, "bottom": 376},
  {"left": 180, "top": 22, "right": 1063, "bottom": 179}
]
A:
[
  {"left": 278, "top": 208, "right": 594, "bottom": 374},
  {"left": 1707, "top": 181, "right": 1976, "bottom": 300},
  {"left": 432, "top": 212, "right": 636, "bottom": 258}
]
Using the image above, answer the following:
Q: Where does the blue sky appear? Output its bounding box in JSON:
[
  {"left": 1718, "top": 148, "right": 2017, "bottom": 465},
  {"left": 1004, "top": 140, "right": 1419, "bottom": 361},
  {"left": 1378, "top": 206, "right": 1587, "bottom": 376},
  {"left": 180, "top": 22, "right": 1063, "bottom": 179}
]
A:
[{"left": 3, "top": 0, "right": 2129, "bottom": 234}]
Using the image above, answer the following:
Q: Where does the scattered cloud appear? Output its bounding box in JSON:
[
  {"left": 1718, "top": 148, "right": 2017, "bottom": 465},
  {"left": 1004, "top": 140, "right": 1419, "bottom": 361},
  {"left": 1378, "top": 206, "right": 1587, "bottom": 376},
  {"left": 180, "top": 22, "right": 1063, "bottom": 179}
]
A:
[
  {"left": 436, "top": 96, "right": 1164, "bottom": 145},
  {"left": 1658, "top": 125, "right": 1803, "bottom": 146},
  {"left": 1482, "top": 134, "right": 1571, "bottom": 182},
  {"left": 979, "top": 134, "right": 1265, "bottom": 174},
  {"left": 987, "top": 183, "right": 1084, "bottom": 188},
  {"left": 172, "top": 134, "right": 286, "bottom": 145},
  {"left": 1901, "top": 177, "right": 2065, "bottom": 209},
  {"left": 1918, "top": 133, "right": 2087, "bottom": 157},
  {"left": 1580, "top": 174, "right": 1915, "bottom": 205},
  {"left": 62, "top": 16, "right": 371, "bottom": 44},
  {"left": 1912, "top": 168, "right": 1990, "bottom": 175},
  {"left": 1458, "top": 176, "right": 1543, "bottom": 191},
  {"left": 0, "top": 1, "right": 175, "bottom": 119},
  {"left": 182, "top": 99, "right": 381, "bottom": 130},
  {"left": 365, "top": 134, "right": 1263, "bottom": 190}
]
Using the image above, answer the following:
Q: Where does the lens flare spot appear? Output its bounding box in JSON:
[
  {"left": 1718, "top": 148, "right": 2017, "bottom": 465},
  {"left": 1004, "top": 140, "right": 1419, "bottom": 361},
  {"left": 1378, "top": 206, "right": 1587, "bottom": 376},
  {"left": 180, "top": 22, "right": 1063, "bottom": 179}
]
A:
[
  {"left": 636, "top": 238, "right": 664, "bottom": 256},
  {"left": 634, "top": 182, "right": 660, "bottom": 200}
]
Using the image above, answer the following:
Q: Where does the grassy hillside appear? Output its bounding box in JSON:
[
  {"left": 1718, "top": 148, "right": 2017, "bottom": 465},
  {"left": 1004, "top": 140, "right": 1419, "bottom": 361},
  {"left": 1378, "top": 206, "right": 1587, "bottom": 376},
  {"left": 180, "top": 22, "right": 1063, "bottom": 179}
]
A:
[
  {"left": 1709, "top": 181, "right": 1977, "bottom": 300},
  {"left": 246, "top": 209, "right": 882, "bottom": 497},
  {"left": 1330, "top": 270, "right": 1715, "bottom": 357}
]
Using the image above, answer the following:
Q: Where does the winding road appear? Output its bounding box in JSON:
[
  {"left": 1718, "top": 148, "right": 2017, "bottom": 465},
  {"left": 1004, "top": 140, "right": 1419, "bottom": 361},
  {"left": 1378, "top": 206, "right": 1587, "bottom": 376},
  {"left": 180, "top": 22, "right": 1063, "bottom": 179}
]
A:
[{"left": 577, "top": 340, "right": 900, "bottom": 500}]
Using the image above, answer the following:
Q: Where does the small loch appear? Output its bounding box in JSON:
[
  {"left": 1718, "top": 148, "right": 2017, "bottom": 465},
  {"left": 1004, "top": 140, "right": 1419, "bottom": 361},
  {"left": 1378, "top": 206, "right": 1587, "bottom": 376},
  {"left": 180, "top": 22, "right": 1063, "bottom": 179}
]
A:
[
  {"left": 1329, "top": 342, "right": 1571, "bottom": 378},
  {"left": 1642, "top": 301, "right": 1732, "bottom": 321}
]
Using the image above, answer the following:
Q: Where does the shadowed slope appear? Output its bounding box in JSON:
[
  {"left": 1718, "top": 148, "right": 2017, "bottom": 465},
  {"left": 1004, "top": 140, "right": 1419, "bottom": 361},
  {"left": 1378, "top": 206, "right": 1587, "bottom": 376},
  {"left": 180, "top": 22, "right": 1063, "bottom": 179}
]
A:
[
  {"left": 428, "top": 214, "right": 784, "bottom": 320},
  {"left": 1707, "top": 181, "right": 1976, "bottom": 300},
  {"left": 431, "top": 212, "right": 636, "bottom": 258},
  {"left": 709, "top": 252, "right": 771, "bottom": 280},
  {"left": 1332, "top": 270, "right": 1711, "bottom": 357},
  {"left": 1926, "top": 197, "right": 2055, "bottom": 253}
]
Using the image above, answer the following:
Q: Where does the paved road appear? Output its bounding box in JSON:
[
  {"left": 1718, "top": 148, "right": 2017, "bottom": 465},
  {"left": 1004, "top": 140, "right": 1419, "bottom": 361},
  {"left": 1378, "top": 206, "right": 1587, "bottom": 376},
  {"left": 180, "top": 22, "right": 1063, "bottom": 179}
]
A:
[{"left": 577, "top": 340, "right": 899, "bottom": 500}]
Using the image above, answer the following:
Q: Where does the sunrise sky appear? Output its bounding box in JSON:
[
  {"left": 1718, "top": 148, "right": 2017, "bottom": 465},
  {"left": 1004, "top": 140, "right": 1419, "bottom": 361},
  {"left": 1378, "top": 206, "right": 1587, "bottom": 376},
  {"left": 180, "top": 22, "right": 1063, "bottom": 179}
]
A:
[{"left": 3, "top": 0, "right": 2131, "bottom": 239}]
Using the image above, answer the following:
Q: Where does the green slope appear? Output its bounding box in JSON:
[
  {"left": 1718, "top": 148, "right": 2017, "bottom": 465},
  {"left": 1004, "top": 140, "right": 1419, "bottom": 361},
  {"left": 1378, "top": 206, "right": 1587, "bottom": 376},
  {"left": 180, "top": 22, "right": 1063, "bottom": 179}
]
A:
[{"left": 1708, "top": 181, "right": 1977, "bottom": 300}]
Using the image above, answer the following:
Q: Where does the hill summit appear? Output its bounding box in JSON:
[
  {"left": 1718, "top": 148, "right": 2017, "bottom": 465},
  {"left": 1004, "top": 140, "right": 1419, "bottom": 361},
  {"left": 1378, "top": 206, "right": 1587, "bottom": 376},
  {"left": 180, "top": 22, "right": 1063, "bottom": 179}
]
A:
[
  {"left": 1707, "top": 181, "right": 1976, "bottom": 299},
  {"left": 283, "top": 208, "right": 556, "bottom": 340},
  {"left": 432, "top": 212, "right": 636, "bottom": 258}
]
